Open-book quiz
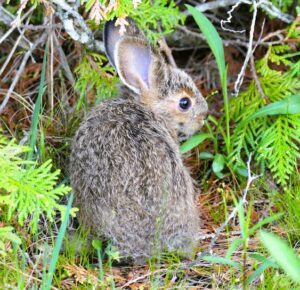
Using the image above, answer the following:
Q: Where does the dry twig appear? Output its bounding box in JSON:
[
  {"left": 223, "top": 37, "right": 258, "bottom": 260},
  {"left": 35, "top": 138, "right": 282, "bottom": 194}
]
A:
[
  {"left": 250, "top": 54, "right": 269, "bottom": 101},
  {"left": 0, "top": 5, "right": 35, "bottom": 45},
  {"left": 0, "top": 32, "right": 48, "bottom": 114},
  {"left": 233, "top": 0, "right": 258, "bottom": 96},
  {"left": 53, "top": 33, "right": 75, "bottom": 86},
  {"left": 0, "top": 19, "right": 30, "bottom": 77},
  {"left": 221, "top": 1, "right": 246, "bottom": 33}
]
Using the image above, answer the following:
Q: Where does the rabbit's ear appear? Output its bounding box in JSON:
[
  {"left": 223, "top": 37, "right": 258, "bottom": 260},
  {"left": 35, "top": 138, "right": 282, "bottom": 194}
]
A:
[
  {"left": 115, "top": 37, "right": 152, "bottom": 94},
  {"left": 104, "top": 20, "right": 121, "bottom": 67},
  {"left": 104, "top": 18, "right": 144, "bottom": 68}
]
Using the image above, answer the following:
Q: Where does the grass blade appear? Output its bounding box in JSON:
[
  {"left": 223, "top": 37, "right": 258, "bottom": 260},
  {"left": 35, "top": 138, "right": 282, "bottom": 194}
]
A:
[
  {"left": 237, "top": 200, "right": 246, "bottom": 239},
  {"left": 43, "top": 192, "right": 74, "bottom": 289},
  {"left": 260, "top": 230, "right": 300, "bottom": 283},
  {"left": 202, "top": 255, "right": 241, "bottom": 269},
  {"left": 186, "top": 4, "right": 230, "bottom": 153},
  {"left": 239, "top": 94, "right": 300, "bottom": 127},
  {"left": 226, "top": 238, "right": 243, "bottom": 259},
  {"left": 249, "top": 253, "right": 278, "bottom": 267},
  {"left": 248, "top": 213, "right": 283, "bottom": 236},
  {"left": 92, "top": 239, "right": 105, "bottom": 289},
  {"left": 180, "top": 133, "right": 211, "bottom": 154},
  {"left": 185, "top": 5, "right": 225, "bottom": 78},
  {"left": 27, "top": 41, "right": 48, "bottom": 161},
  {"left": 246, "top": 258, "right": 276, "bottom": 285}
]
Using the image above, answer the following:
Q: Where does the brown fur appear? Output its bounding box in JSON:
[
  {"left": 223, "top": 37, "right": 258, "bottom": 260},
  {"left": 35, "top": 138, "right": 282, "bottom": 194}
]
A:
[{"left": 69, "top": 19, "right": 208, "bottom": 262}]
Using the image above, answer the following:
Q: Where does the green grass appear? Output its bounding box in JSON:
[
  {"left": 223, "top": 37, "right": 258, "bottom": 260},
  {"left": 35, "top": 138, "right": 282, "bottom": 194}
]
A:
[
  {"left": 27, "top": 41, "right": 48, "bottom": 162},
  {"left": 42, "top": 192, "right": 74, "bottom": 289}
]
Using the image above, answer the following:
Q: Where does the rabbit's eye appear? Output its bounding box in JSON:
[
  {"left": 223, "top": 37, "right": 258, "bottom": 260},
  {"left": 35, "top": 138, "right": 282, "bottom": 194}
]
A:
[{"left": 179, "top": 97, "right": 191, "bottom": 111}]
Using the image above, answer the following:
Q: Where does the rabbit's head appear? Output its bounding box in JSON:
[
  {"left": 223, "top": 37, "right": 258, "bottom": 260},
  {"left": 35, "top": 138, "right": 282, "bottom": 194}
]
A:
[{"left": 104, "top": 19, "right": 208, "bottom": 140}]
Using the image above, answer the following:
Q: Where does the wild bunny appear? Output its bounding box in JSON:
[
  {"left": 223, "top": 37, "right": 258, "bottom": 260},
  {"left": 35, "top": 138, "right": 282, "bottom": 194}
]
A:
[{"left": 70, "top": 19, "right": 208, "bottom": 262}]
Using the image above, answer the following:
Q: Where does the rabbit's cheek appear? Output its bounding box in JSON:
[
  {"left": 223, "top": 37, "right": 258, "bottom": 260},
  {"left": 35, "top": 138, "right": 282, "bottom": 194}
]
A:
[
  {"left": 189, "top": 122, "right": 202, "bottom": 134},
  {"left": 196, "top": 114, "right": 206, "bottom": 126},
  {"left": 178, "top": 121, "right": 201, "bottom": 139}
]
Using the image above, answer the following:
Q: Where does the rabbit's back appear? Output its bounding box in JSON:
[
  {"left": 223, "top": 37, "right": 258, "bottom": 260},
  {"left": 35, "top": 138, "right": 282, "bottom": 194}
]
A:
[{"left": 70, "top": 98, "right": 200, "bottom": 259}]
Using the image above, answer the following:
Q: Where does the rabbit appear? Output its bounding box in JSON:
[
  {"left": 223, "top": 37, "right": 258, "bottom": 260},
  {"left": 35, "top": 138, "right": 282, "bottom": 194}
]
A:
[{"left": 69, "top": 19, "right": 208, "bottom": 263}]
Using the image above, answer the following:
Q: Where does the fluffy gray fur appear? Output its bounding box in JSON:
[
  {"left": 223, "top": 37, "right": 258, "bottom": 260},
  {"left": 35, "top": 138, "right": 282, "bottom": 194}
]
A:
[{"left": 69, "top": 19, "right": 208, "bottom": 262}]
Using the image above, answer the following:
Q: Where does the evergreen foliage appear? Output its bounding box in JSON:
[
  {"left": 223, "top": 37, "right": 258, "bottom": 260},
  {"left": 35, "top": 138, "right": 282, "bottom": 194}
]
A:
[
  {"left": 74, "top": 52, "right": 119, "bottom": 109},
  {"left": 0, "top": 136, "right": 72, "bottom": 233},
  {"left": 82, "top": 0, "right": 184, "bottom": 42},
  {"left": 230, "top": 24, "right": 300, "bottom": 187}
]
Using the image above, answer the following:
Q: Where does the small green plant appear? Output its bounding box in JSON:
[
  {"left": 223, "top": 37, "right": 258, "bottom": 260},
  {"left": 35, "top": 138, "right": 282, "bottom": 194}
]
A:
[
  {"left": 27, "top": 40, "right": 48, "bottom": 161},
  {"left": 92, "top": 239, "right": 120, "bottom": 289},
  {"left": 186, "top": 5, "right": 230, "bottom": 153},
  {"left": 181, "top": 5, "right": 230, "bottom": 179},
  {"left": 74, "top": 52, "right": 119, "bottom": 110},
  {"left": 42, "top": 192, "right": 74, "bottom": 289},
  {"left": 0, "top": 137, "right": 72, "bottom": 233},
  {"left": 183, "top": 8, "right": 300, "bottom": 187}
]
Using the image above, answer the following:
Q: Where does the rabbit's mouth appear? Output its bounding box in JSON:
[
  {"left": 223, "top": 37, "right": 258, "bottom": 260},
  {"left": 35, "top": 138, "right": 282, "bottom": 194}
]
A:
[
  {"left": 178, "top": 132, "right": 188, "bottom": 141},
  {"left": 177, "top": 119, "right": 205, "bottom": 141},
  {"left": 177, "top": 127, "right": 198, "bottom": 141}
]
